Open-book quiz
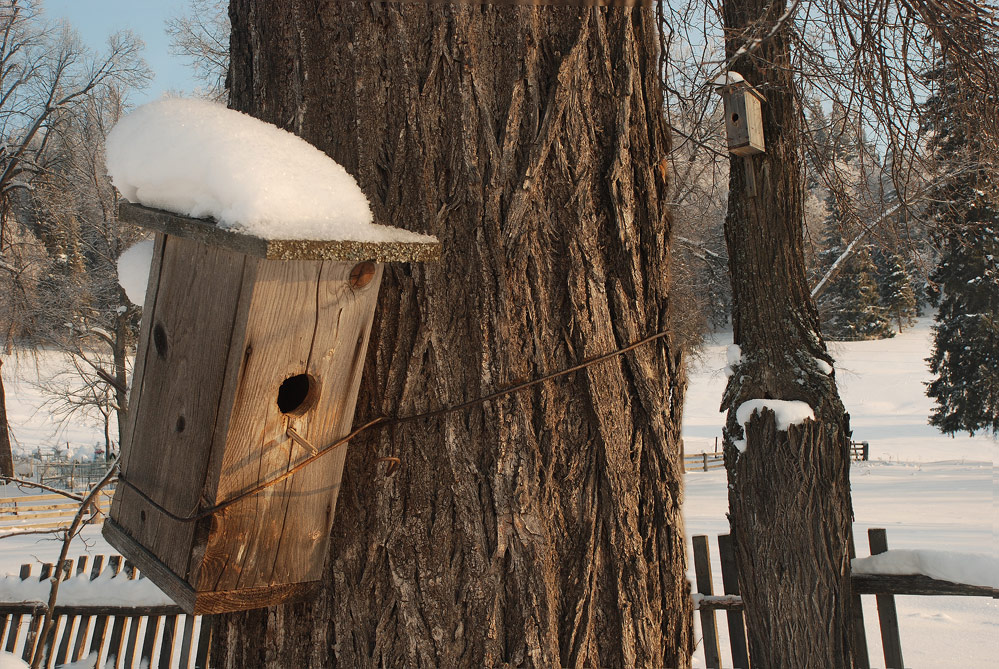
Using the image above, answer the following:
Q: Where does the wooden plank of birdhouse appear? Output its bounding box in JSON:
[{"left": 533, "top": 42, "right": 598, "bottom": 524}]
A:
[
  {"left": 267, "top": 260, "right": 383, "bottom": 587},
  {"left": 203, "top": 258, "right": 323, "bottom": 594},
  {"left": 111, "top": 234, "right": 254, "bottom": 579},
  {"left": 745, "top": 88, "right": 765, "bottom": 154},
  {"left": 120, "top": 202, "right": 268, "bottom": 257},
  {"left": 103, "top": 519, "right": 320, "bottom": 614},
  {"left": 115, "top": 233, "right": 165, "bottom": 471},
  {"left": 119, "top": 202, "right": 441, "bottom": 263},
  {"left": 232, "top": 264, "right": 334, "bottom": 591},
  {"left": 193, "top": 259, "right": 382, "bottom": 599}
]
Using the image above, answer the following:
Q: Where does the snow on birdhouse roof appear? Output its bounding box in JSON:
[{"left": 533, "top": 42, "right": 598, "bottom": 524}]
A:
[
  {"left": 714, "top": 71, "right": 746, "bottom": 86},
  {"left": 106, "top": 98, "right": 437, "bottom": 248}
]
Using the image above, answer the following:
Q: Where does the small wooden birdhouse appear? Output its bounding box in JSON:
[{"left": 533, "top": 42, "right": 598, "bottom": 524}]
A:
[
  {"left": 104, "top": 202, "right": 439, "bottom": 615},
  {"left": 720, "top": 79, "right": 766, "bottom": 156}
]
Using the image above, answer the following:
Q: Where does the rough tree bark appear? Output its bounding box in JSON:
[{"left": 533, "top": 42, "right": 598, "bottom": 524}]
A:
[
  {"left": 212, "top": 2, "right": 692, "bottom": 668},
  {"left": 720, "top": 0, "right": 856, "bottom": 666},
  {"left": 0, "top": 360, "right": 12, "bottom": 477}
]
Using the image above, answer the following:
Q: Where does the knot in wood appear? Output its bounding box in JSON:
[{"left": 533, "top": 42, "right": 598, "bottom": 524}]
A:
[{"left": 349, "top": 261, "right": 376, "bottom": 289}]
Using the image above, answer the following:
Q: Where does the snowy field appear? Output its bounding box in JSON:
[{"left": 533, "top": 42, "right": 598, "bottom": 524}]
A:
[
  {"left": 1, "top": 318, "right": 995, "bottom": 667},
  {"left": 684, "top": 318, "right": 997, "bottom": 667}
]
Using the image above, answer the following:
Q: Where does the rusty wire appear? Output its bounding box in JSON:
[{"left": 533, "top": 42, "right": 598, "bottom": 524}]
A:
[{"left": 115, "top": 328, "right": 672, "bottom": 524}]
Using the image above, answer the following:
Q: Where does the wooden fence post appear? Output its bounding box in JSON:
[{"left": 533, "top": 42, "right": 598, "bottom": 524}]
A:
[
  {"left": 73, "top": 554, "right": 104, "bottom": 662},
  {"left": 105, "top": 559, "right": 130, "bottom": 665},
  {"left": 54, "top": 555, "right": 89, "bottom": 665},
  {"left": 120, "top": 562, "right": 142, "bottom": 668},
  {"left": 849, "top": 533, "right": 871, "bottom": 669},
  {"left": 195, "top": 615, "right": 214, "bottom": 668},
  {"left": 717, "top": 533, "right": 750, "bottom": 669},
  {"left": 703, "top": 452, "right": 709, "bottom": 472},
  {"left": 869, "top": 528, "right": 904, "bottom": 668},
  {"left": 87, "top": 555, "right": 121, "bottom": 663},
  {"left": 21, "top": 563, "right": 53, "bottom": 662},
  {"left": 692, "top": 535, "right": 722, "bottom": 668},
  {"left": 3, "top": 564, "right": 32, "bottom": 653}
]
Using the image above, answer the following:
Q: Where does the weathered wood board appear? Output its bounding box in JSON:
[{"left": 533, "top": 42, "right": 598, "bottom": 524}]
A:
[{"left": 110, "top": 234, "right": 250, "bottom": 581}]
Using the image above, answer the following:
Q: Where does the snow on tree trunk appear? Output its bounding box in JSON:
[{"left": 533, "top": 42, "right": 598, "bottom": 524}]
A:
[
  {"left": 212, "top": 3, "right": 693, "bottom": 667},
  {"left": 720, "top": 0, "right": 856, "bottom": 665}
]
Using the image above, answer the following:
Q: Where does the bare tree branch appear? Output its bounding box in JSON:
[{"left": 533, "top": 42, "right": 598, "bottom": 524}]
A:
[{"left": 0, "top": 475, "right": 84, "bottom": 501}]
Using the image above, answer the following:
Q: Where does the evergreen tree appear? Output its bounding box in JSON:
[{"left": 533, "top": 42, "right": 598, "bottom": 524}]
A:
[
  {"left": 924, "top": 55, "right": 999, "bottom": 436},
  {"left": 873, "top": 247, "right": 918, "bottom": 332},
  {"left": 816, "top": 198, "right": 895, "bottom": 340},
  {"left": 807, "top": 103, "right": 897, "bottom": 340}
]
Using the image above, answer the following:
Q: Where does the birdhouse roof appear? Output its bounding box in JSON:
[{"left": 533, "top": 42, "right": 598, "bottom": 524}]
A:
[
  {"left": 106, "top": 98, "right": 438, "bottom": 255},
  {"left": 120, "top": 202, "right": 441, "bottom": 262},
  {"left": 717, "top": 78, "right": 768, "bottom": 103}
]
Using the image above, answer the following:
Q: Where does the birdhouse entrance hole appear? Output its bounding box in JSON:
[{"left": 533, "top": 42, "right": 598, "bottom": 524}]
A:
[{"left": 277, "top": 373, "right": 316, "bottom": 414}]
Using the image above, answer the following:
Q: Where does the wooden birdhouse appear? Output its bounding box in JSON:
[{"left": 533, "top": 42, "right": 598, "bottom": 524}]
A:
[
  {"left": 720, "top": 80, "right": 766, "bottom": 156},
  {"left": 104, "top": 202, "right": 439, "bottom": 615}
]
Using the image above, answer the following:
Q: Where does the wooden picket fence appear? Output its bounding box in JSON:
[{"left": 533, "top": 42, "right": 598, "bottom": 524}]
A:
[
  {"left": 0, "top": 554, "right": 211, "bottom": 668},
  {"left": 0, "top": 492, "right": 113, "bottom": 534},
  {"left": 1, "top": 526, "right": 985, "bottom": 668},
  {"left": 692, "top": 528, "right": 995, "bottom": 668}
]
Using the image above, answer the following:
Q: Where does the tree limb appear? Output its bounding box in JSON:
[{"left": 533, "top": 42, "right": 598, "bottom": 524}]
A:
[{"left": 0, "top": 476, "right": 85, "bottom": 502}]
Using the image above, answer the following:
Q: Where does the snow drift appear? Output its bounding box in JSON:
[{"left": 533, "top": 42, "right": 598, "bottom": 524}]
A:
[{"left": 853, "top": 549, "right": 999, "bottom": 590}]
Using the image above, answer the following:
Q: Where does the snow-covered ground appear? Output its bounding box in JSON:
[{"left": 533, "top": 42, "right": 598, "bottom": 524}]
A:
[
  {"left": 684, "top": 318, "right": 997, "bottom": 667},
  {"left": 1, "top": 319, "right": 995, "bottom": 666},
  {"left": 2, "top": 353, "right": 115, "bottom": 464}
]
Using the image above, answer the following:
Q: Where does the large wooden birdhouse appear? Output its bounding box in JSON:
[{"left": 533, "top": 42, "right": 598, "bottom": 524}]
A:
[
  {"left": 720, "top": 79, "right": 766, "bottom": 156},
  {"left": 104, "top": 202, "right": 439, "bottom": 615}
]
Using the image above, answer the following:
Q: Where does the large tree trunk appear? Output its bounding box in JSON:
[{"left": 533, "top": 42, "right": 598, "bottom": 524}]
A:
[
  {"left": 0, "top": 360, "right": 12, "bottom": 477},
  {"left": 212, "top": 2, "right": 692, "bottom": 668},
  {"left": 720, "top": 0, "right": 856, "bottom": 666}
]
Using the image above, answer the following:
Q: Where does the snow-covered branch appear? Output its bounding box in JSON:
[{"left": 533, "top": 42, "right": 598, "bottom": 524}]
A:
[
  {"left": 810, "top": 200, "right": 904, "bottom": 300},
  {"left": 676, "top": 236, "right": 728, "bottom": 263},
  {"left": 810, "top": 168, "right": 974, "bottom": 300}
]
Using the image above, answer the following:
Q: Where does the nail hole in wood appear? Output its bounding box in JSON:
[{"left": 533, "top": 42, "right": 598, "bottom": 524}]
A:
[
  {"left": 731, "top": 113, "right": 740, "bottom": 123},
  {"left": 153, "top": 323, "right": 168, "bottom": 359},
  {"left": 176, "top": 416, "right": 186, "bottom": 433},
  {"left": 140, "top": 510, "right": 146, "bottom": 522},
  {"left": 277, "top": 373, "right": 317, "bottom": 414}
]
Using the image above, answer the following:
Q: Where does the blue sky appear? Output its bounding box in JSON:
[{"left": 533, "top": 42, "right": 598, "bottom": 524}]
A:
[{"left": 42, "top": 0, "right": 201, "bottom": 104}]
